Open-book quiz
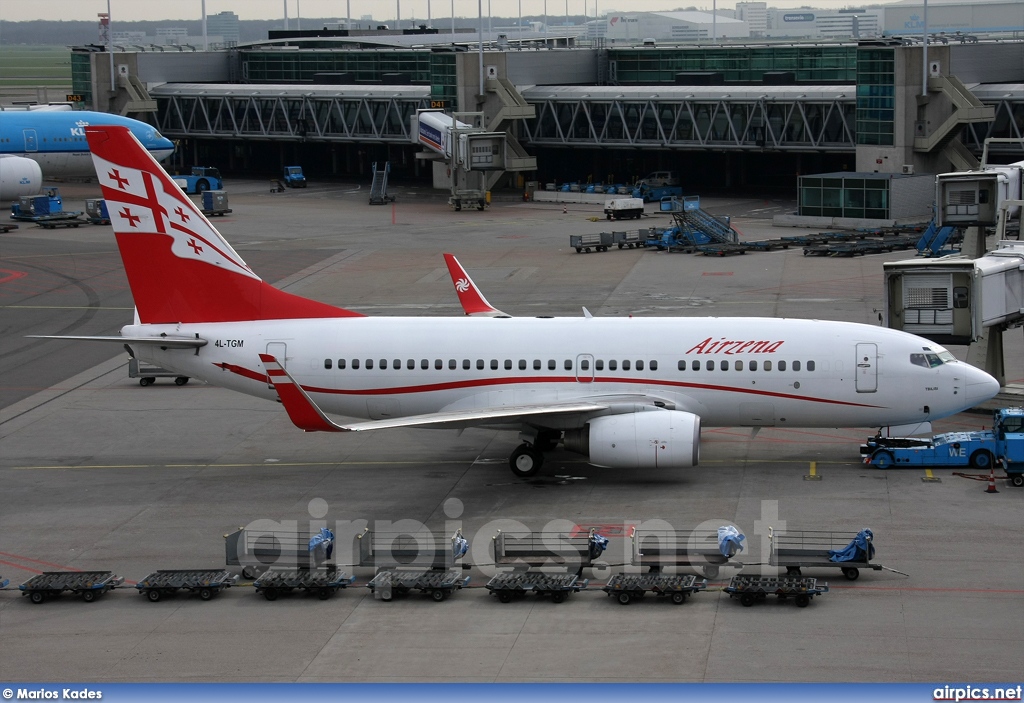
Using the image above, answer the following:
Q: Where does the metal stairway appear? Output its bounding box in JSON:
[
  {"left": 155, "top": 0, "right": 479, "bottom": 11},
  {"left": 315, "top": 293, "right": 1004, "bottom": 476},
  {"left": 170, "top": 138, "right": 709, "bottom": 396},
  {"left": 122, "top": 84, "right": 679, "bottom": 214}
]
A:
[
  {"left": 672, "top": 200, "right": 740, "bottom": 247},
  {"left": 369, "top": 162, "right": 392, "bottom": 205}
]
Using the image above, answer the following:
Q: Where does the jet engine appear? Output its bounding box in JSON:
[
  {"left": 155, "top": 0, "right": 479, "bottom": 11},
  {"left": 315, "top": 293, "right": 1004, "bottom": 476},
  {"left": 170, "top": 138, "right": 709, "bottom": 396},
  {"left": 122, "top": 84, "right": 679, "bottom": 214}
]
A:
[
  {"left": 0, "top": 155, "right": 43, "bottom": 201},
  {"left": 562, "top": 410, "right": 700, "bottom": 469}
]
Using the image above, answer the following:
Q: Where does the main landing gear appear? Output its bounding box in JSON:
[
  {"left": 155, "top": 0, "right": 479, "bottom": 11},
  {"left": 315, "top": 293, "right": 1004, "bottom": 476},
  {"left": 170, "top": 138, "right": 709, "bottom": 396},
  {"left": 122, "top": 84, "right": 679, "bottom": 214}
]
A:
[{"left": 507, "top": 430, "right": 561, "bottom": 478}]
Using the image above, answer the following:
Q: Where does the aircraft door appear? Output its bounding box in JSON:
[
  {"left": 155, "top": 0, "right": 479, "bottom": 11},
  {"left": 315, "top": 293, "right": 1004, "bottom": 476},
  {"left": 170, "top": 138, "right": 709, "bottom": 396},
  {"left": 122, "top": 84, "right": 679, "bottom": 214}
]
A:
[
  {"left": 266, "top": 342, "right": 287, "bottom": 387},
  {"left": 855, "top": 343, "right": 877, "bottom": 393},
  {"left": 23, "top": 129, "right": 38, "bottom": 152},
  {"left": 576, "top": 354, "right": 594, "bottom": 383}
]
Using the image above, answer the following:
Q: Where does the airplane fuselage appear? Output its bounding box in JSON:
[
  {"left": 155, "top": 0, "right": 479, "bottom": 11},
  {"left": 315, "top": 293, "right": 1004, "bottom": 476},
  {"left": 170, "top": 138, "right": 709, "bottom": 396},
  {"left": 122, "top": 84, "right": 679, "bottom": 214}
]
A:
[{"left": 127, "top": 315, "right": 989, "bottom": 430}]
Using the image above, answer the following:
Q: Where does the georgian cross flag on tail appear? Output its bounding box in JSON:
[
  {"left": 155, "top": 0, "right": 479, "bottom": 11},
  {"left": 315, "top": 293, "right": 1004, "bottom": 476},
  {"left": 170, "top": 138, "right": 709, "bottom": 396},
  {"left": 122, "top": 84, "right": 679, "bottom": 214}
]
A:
[{"left": 92, "top": 152, "right": 257, "bottom": 280}]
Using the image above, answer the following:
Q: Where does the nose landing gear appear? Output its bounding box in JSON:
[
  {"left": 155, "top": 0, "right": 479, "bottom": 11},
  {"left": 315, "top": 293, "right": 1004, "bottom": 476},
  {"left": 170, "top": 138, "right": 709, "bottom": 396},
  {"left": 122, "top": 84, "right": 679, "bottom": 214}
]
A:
[{"left": 509, "top": 444, "right": 543, "bottom": 478}]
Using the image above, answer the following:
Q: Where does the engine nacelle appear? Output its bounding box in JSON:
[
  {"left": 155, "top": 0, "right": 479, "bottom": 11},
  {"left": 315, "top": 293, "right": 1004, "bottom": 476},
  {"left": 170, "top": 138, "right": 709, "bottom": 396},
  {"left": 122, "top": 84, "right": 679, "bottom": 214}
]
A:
[
  {"left": 0, "top": 155, "right": 43, "bottom": 201},
  {"left": 563, "top": 410, "right": 700, "bottom": 469}
]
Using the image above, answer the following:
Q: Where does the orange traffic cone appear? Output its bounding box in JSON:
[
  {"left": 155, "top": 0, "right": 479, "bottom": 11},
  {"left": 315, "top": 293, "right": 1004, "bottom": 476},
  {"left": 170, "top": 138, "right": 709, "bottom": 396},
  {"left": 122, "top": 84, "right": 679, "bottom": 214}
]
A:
[{"left": 985, "top": 464, "right": 999, "bottom": 493}]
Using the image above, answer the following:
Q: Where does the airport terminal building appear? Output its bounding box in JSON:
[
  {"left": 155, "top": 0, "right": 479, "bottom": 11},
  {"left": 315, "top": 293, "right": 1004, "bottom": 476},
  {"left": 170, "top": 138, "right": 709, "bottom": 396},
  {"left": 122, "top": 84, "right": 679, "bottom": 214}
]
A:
[{"left": 68, "top": 18, "right": 1024, "bottom": 201}]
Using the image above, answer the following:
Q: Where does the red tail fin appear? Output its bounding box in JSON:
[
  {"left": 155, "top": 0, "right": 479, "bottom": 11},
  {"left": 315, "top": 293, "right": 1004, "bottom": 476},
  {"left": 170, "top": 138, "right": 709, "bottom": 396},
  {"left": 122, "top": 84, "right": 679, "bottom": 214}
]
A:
[{"left": 86, "top": 125, "right": 361, "bottom": 324}]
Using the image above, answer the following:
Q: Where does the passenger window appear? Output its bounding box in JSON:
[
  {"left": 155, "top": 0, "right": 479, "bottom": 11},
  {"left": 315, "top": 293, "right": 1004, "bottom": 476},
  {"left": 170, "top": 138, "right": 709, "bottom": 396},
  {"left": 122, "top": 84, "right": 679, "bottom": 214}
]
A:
[
  {"left": 534, "top": 360, "right": 542, "bottom": 370},
  {"left": 504, "top": 360, "right": 512, "bottom": 370},
  {"left": 421, "top": 359, "right": 429, "bottom": 370},
  {"left": 692, "top": 360, "right": 700, "bottom": 371},
  {"left": 380, "top": 359, "right": 388, "bottom": 369},
  {"left": 763, "top": 360, "right": 772, "bottom": 371},
  {"left": 650, "top": 360, "right": 657, "bottom": 371},
  {"left": 793, "top": 360, "right": 801, "bottom": 371},
  {"left": 548, "top": 360, "right": 556, "bottom": 370},
  {"left": 324, "top": 359, "right": 332, "bottom": 369},
  {"left": 778, "top": 361, "right": 786, "bottom": 371},
  {"left": 449, "top": 359, "right": 457, "bottom": 370},
  {"left": 491, "top": 359, "right": 498, "bottom": 370},
  {"left": 463, "top": 359, "right": 471, "bottom": 370},
  {"left": 338, "top": 359, "right": 346, "bottom": 369},
  {"left": 623, "top": 360, "right": 631, "bottom": 371},
  {"left": 519, "top": 360, "right": 526, "bottom": 370},
  {"left": 564, "top": 360, "right": 573, "bottom": 370},
  {"left": 365, "top": 359, "right": 374, "bottom": 370},
  {"left": 352, "top": 359, "right": 360, "bottom": 369},
  {"left": 735, "top": 360, "right": 743, "bottom": 371},
  {"left": 596, "top": 360, "right": 604, "bottom": 371},
  {"left": 636, "top": 360, "right": 644, "bottom": 371},
  {"left": 394, "top": 359, "right": 401, "bottom": 370},
  {"left": 435, "top": 359, "right": 443, "bottom": 370},
  {"left": 749, "top": 360, "right": 757, "bottom": 371},
  {"left": 678, "top": 360, "right": 686, "bottom": 371},
  {"left": 609, "top": 360, "right": 618, "bottom": 371},
  {"left": 477, "top": 359, "right": 485, "bottom": 370},
  {"left": 807, "top": 360, "right": 815, "bottom": 371},
  {"left": 407, "top": 359, "right": 415, "bottom": 370}
]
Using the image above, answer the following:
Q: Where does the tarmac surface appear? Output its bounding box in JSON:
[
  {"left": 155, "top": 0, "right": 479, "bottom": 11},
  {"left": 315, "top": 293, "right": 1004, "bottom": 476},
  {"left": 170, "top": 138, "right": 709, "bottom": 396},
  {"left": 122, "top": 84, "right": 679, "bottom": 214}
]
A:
[{"left": 1, "top": 178, "right": 1022, "bottom": 683}]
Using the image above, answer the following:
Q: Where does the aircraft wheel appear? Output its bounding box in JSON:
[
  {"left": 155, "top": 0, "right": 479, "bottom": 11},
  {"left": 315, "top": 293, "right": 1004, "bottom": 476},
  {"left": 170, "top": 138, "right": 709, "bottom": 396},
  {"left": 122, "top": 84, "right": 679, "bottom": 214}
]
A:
[
  {"left": 509, "top": 444, "right": 543, "bottom": 478},
  {"left": 174, "top": 377, "right": 189, "bottom": 386},
  {"left": 970, "top": 450, "right": 994, "bottom": 470},
  {"left": 702, "top": 565, "right": 719, "bottom": 580}
]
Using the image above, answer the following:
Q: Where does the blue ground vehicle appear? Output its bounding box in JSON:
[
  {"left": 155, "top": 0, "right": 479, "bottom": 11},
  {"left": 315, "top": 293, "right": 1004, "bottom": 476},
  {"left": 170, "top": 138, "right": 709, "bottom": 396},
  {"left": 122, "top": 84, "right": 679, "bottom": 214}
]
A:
[
  {"left": 283, "top": 166, "right": 306, "bottom": 188},
  {"left": 632, "top": 183, "right": 683, "bottom": 202},
  {"left": 172, "top": 166, "right": 223, "bottom": 194},
  {"left": 860, "top": 408, "right": 1024, "bottom": 485}
]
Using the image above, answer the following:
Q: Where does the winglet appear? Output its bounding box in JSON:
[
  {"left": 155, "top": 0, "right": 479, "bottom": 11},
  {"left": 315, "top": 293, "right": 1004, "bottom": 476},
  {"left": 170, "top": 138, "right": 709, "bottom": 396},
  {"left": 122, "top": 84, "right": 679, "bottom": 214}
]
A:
[
  {"left": 443, "top": 253, "right": 507, "bottom": 317},
  {"left": 259, "top": 354, "right": 345, "bottom": 432}
]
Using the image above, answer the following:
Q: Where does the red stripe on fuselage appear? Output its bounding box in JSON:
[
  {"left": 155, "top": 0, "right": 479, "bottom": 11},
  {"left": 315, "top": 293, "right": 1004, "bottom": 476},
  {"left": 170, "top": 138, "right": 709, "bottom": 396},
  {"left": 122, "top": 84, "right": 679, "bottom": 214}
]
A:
[{"left": 216, "top": 363, "right": 883, "bottom": 409}]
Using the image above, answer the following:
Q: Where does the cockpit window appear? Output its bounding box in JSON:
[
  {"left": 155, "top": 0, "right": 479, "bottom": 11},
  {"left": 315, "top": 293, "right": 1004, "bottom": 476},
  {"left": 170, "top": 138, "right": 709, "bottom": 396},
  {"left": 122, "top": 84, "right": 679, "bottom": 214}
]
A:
[{"left": 910, "top": 353, "right": 946, "bottom": 368}]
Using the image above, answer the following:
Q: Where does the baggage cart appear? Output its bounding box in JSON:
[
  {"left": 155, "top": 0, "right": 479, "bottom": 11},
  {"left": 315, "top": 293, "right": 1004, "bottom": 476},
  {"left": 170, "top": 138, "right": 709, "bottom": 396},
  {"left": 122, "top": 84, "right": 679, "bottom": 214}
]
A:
[
  {"left": 129, "top": 358, "right": 189, "bottom": 387},
  {"left": 19, "top": 571, "right": 124, "bottom": 604},
  {"left": 85, "top": 198, "right": 110, "bottom": 225},
  {"left": 485, "top": 572, "right": 588, "bottom": 603},
  {"left": 769, "top": 527, "right": 881, "bottom": 580},
  {"left": 226, "top": 527, "right": 338, "bottom": 578},
  {"left": 252, "top": 568, "right": 355, "bottom": 601},
  {"left": 602, "top": 573, "right": 707, "bottom": 605},
  {"left": 357, "top": 528, "right": 467, "bottom": 570},
  {"left": 724, "top": 575, "right": 829, "bottom": 608},
  {"left": 0, "top": 223, "right": 18, "bottom": 233},
  {"left": 367, "top": 568, "right": 469, "bottom": 602},
  {"left": 135, "top": 569, "right": 235, "bottom": 602},
  {"left": 629, "top": 526, "right": 741, "bottom": 579},
  {"left": 569, "top": 232, "right": 614, "bottom": 253},
  {"left": 612, "top": 230, "right": 647, "bottom": 249},
  {"left": 492, "top": 529, "right": 608, "bottom": 576}
]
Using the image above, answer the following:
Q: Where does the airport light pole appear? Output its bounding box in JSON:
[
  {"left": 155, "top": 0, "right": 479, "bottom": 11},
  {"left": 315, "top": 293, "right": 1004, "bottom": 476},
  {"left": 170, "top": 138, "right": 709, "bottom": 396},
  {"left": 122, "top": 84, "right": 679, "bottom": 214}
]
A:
[
  {"left": 347, "top": 0, "right": 351, "bottom": 30},
  {"left": 106, "top": 0, "right": 114, "bottom": 100},
  {"left": 478, "top": 0, "right": 484, "bottom": 97},
  {"left": 283, "top": 0, "right": 288, "bottom": 31},
  {"left": 201, "top": 0, "right": 207, "bottom": 51},
  {"left": 922, "top": 0, "right": 929, "bottom": 96},
  {"left": 452, "top": 0, "right": 455, "bottom": 36},
  {"left": 712, "top": 0, "right": 717, "bottom": 43}
]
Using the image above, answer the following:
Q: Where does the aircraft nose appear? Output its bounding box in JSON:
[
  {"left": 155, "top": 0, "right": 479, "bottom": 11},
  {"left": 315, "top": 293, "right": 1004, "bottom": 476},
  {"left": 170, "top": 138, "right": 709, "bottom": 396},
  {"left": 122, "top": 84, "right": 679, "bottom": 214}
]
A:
[{"left": 964, "top": 365, "right": 1000, "bottom": 407}]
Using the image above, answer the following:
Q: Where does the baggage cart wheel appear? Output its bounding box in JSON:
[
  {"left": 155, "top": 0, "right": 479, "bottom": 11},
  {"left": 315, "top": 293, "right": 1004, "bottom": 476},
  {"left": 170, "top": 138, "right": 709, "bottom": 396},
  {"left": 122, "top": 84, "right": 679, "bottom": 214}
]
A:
[
  {"left": 575, "top": 247, "right": 582, "bottom": 253},
  {"left": 431, "top": 589, "right": 445, "bottom": 602},
  {"left": 786, "top": 567, "right": 802, "bottom": 576},
  {"left": 199, "top": 587, "right": 214, "bottom": 601},
  {"left": 241, "top": 566, "right": 259, "bottom": 580},
  {"left": 498, "top": 591, "right": 512, "bottom": 603},
  {"left": 81, "top": 590, "right": 97, "bottom": 603},
  {"left": 841, "top": 567, "right": 860, "bottom": 581},
  {"left": 1011, "top": 474, "right": 1024, "bottom": 488},
  {"left": 317, "top": 588, "right": 332, "bottom": 600},
  {"left": 146, "top": 589, "right": 161, "bottom": 602},
  {"left": 380, "top": 589, "right": 393, "bottom": 602},
  {"left": 139, "top": 377, "right": 155, "bottom": 387},
  {"left": 671, "top": 592, "right": 686, "bottom": 605},
  {"left": 551, "top": 591, "right": 565, "bottom": 604},
  {"left": 262, "top": 588, "right": 278, "bottom": 601},
  {"left": 30, "top": 591, "right": 46, "bottom": 604},
  {"left": 795, "top": 594, "right": 810, "bottom": 608},
  {"left": 174, "top": 377, "right": 189, "bottom": 386},
  {"left": 739, "top": 593, "right": 756, "bottom": 607},
  {"left": 617, "top": 592, "right": 632, "bottom": 605},
  {"left": 703, "top": 565, "right": 720, "bottom": 580}
]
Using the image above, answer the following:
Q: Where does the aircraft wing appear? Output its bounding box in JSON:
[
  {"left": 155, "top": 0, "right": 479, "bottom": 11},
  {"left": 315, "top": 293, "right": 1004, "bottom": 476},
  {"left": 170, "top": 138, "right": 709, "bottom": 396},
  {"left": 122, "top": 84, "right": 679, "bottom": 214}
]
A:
[
  {"left": 27, "top": 335, "right": 207, "bottom": 349},
  {"left": 443, "top": 253, "right": 508, "bottom": 317},
  {"left": 260, "top": 353, "right": 610, "bottom": 433}
]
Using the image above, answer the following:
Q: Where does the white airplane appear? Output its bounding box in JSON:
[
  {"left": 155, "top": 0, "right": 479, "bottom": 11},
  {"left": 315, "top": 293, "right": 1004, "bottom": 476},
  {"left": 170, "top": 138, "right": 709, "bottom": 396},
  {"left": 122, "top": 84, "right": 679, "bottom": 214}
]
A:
[{"left": 34, "top": 125, "right": 1001, "bottom": 478}]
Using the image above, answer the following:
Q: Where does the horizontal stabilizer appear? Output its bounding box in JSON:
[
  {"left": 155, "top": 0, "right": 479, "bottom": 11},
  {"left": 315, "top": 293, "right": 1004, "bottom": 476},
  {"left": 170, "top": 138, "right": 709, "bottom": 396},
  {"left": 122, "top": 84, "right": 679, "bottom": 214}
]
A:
[{"left": 27, "top": 335, "right": 207, "bottom": 349}]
